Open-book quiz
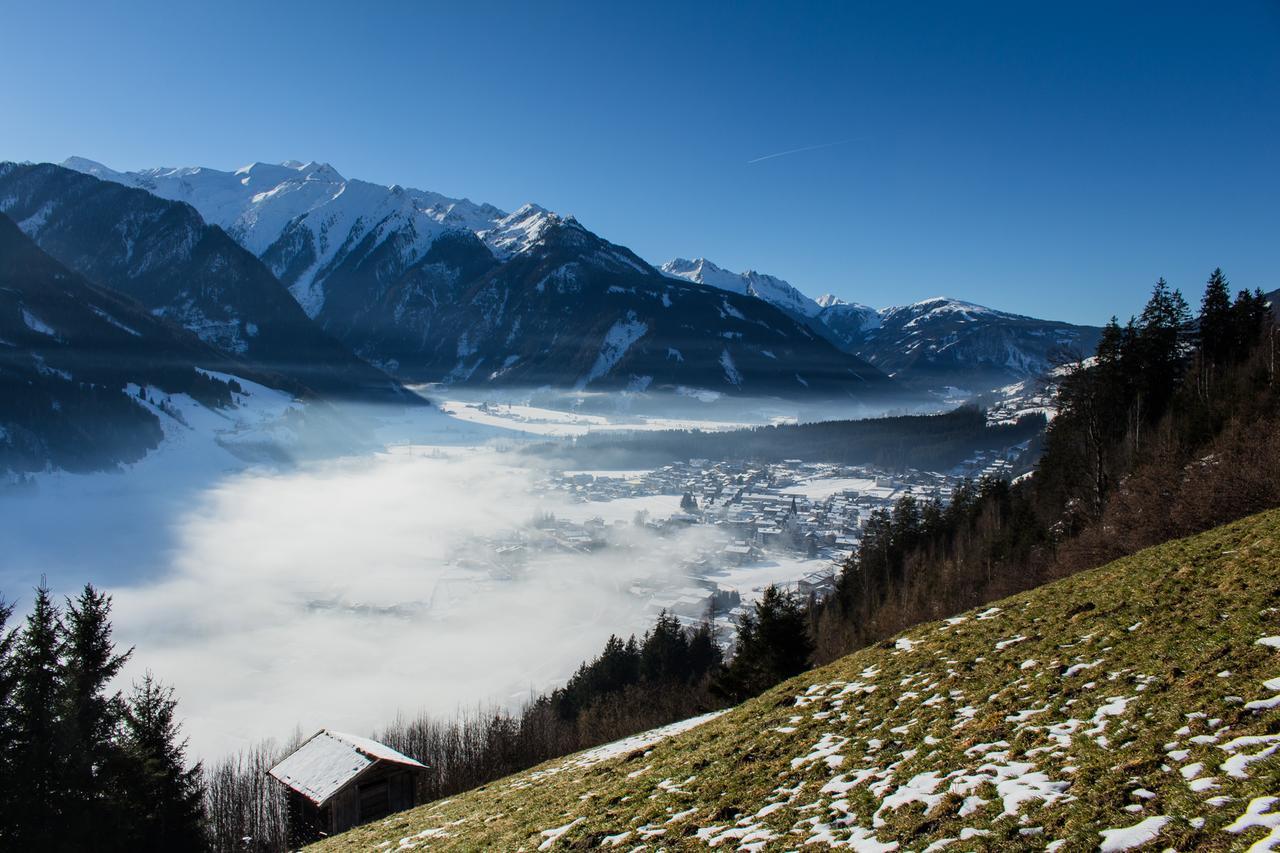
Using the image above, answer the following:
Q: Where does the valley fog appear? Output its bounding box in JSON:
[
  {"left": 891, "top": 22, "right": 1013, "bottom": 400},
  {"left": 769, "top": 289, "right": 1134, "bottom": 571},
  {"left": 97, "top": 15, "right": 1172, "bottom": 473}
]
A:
[{"left": 1, "top": 392, "right": 886, "bottom": 761}]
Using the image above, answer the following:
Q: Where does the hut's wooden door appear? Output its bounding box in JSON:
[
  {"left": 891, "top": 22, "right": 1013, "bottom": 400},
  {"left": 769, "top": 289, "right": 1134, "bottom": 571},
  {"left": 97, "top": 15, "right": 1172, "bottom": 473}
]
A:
[{"left": 358, "top": 778, "right": 391, "bottom": 821}]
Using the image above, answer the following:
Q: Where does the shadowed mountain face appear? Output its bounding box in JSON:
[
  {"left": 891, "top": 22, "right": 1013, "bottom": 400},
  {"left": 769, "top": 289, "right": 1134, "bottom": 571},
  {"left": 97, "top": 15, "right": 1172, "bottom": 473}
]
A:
[
  {"left": 0, "top": 212, "right": 260, "bottom": 472},
  {"left": 367, "top": 216, "right": 894, "bottom": 397},
  {"left": 0, "top": 162, "right": 415, "bottom": 404}
]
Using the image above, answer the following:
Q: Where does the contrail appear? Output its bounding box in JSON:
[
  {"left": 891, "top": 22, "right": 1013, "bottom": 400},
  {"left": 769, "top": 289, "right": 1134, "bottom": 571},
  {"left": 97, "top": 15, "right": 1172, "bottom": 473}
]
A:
[{"left": 746, "top": 139, "right": 854, "bottom": 164}]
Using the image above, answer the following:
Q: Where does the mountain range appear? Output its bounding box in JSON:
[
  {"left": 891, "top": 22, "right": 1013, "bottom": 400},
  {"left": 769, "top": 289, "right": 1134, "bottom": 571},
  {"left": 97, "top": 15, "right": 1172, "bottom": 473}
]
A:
[
  {"left": 664, "top": 258, "right": 1101, "bottom": 391},
  {"left": 59, "top": 158, "right": 1098, "bottom": 396},
  {"left": 0, "top": 162, "right": 411, "bottom": 404},
  {"left": 0, "top": 155, "right": 1122, "bottom": 472}
]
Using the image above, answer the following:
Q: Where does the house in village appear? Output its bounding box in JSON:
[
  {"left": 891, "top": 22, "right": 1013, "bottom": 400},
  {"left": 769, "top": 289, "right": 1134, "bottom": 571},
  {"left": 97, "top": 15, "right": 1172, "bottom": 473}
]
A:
[{"left": 268, "top": 729, "right": 427, "bottom": 844}]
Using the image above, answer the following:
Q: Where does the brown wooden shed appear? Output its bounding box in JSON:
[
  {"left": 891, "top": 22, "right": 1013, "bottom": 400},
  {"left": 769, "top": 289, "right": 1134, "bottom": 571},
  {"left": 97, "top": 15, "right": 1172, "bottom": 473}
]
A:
[{"left": 268, "top": 729, "right": 427, "bottom": 844}]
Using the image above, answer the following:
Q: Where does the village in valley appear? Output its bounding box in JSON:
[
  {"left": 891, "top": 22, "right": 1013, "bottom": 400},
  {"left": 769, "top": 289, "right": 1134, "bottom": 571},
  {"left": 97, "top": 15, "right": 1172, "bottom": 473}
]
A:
[{"left": 448, "top": 449, "right": 1025, "bottom": 647}]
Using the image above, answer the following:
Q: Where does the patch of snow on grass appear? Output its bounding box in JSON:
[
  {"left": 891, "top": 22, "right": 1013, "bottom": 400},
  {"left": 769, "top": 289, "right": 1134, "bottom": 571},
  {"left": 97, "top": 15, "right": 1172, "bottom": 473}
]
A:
[
  {"left": 538, "top": 817, "right": 583, "bottom": 850},
  {"left": 1225, "top": 796, "right": 1280, "bottom": 849},
  {"left": 1097, "top": 815, "right": 1170, "bottom": 851}
]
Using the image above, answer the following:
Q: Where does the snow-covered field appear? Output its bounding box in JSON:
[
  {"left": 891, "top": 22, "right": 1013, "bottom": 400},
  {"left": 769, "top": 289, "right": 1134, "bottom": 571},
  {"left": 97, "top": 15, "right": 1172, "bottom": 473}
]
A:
[{"left": 434, "top": 399, "right": 786, "bottom": 437}]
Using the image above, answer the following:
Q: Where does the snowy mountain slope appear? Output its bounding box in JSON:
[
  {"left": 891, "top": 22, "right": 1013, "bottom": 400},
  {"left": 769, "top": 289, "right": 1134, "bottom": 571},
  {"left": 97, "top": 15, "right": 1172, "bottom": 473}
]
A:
[
  {"left": 0, "top": 212, "right": 288, "bottom": 473},
  {"left": 63, "top": 157, "right": 507, "bottom": 317},
  {"left": 661, "top": 258, "right": 823, "bottom": 321},
  {"left": 63, "top": 157, "right": 513, "bottom": 318},
  {"left": 812, "top": 292, "right": 882, "bottom": 342},
  {"left": 384, "top": 214, "right": 894, "bottom": 396},
  {"left": 660, "top": 258, "right": 1101, "bottom": 392},
  {"left": 0, "top": 162, "right": 415, "bottom": 404},
  {"left": 852, "top": 297, "right": 1102, "bottom": 391},
  {"left": 64, "top": 154, "right": 1097, "bottom": 396},
  {"left": 316, "top": 507, "right": 1280, "bottom": 852},
  {"left": 67, "top": 158, "right": 892, "bottom": 397}
]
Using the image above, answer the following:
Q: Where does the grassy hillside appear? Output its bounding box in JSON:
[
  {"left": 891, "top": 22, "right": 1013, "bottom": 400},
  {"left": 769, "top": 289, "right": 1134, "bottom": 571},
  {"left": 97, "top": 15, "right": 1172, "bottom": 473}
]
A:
[{"left": 315, "top": 509, "right": 1280, "bottom": 851}]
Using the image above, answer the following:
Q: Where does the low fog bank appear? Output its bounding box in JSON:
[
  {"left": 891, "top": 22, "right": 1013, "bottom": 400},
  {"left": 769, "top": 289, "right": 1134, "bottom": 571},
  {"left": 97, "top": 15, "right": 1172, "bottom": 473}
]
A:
[
  {"left": 0, "top": 386, "right": 954, "bottom": 762},
  {"left": 1, "top": 434, "right": 709, "bottom": 761}
]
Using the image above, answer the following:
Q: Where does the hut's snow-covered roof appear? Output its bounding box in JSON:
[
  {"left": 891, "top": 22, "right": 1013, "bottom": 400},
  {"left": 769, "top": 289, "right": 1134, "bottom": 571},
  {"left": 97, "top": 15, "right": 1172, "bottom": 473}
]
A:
[{"left": 268, "top": 729, "right": 425, "bottom": 805}]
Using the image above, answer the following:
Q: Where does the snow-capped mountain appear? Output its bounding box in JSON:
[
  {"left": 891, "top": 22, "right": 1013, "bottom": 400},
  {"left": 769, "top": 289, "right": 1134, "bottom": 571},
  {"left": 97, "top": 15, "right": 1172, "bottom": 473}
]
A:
[
  {"left": 812, "top": 293, "right": 882, "bottom": 343},
  {"left": 0, "top": 162, "right": 413, "bottom": 404},
  {"left": 354, "top": 212, "right": 892, "bottom": 396},
  {"left": 64, "top": 158, "right": 891, "bottom": 397},
  {"left": 62, "top": 157, "right": 508, "bottom": 318},
  {"left": 658, "top": 256, "right": 1100, "bottom": 391},
  {"left": 661, "top": 258, "right": 822, "bottom": 321},
  {"left": 847, "top": 297, "right": 1100, "bottom": 390}
]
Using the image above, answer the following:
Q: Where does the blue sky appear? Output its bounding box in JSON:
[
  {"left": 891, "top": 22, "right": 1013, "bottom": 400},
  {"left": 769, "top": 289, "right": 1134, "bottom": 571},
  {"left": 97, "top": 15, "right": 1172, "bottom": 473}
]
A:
[{"left": 2, "top": 0, "right": 1277, "bottom": 324}]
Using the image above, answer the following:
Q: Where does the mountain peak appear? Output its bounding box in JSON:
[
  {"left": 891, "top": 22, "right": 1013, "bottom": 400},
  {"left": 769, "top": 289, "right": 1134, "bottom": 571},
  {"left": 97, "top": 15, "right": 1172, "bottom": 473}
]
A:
[
  {"left": 816, "top": 293, "right": 847, "bottom": 308},
  {"left": 61, "top": 156, "right": 127, "bottom": 182},
  {"left": 661, "top": 258, "right": 822, "bottom": 319},
  {"left": 480, "top": 203, "right": 560, "bottom": 257}
]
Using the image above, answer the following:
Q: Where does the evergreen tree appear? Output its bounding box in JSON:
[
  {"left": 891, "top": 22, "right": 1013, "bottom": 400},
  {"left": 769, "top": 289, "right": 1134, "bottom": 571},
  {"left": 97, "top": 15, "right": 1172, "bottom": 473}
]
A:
[
  {"left": 120, "top": 673, "right": 207, "bottom": 851},
  {"left": 11, "top": 583, "right": 66, "bottom": 847},
  {"left": 1135, "top": 278, "right": 1192, "bottom": 422},
  {"left": 686, "top": 622, "right": 723, "bottom": 678},
  {"left": 0, "top": 598, "right": 20, "bottom": 849},
  {"left": 1199, "top": 268, "right": 1233, "bottom": 365},
  {"left": 62, "top": 584, "right": 134, "bottom": 848},
  {"left": 1232, "top": 288, "right": 1271, "bottom": 357},
  {"left": 716, "top": 586, "right": 812, "bottom": 700},
  {"left": 640, "top": 611, "right": 691, "bottom": 684},
  {"left": 590, "top": 634, "right": 641, "bottom": 695}
]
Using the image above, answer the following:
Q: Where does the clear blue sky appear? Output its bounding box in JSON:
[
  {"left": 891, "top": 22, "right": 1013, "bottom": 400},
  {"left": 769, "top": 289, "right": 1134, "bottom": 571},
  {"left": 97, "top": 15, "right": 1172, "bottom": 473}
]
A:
[{"left": 3, "top": 0, "right": 1277, "bottom": 325}]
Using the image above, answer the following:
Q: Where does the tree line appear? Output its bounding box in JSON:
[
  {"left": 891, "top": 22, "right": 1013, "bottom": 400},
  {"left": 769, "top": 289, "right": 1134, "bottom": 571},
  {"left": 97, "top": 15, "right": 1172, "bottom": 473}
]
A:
[
  {"left": 0, "top": 584, "right": 204, "bottom": 851},
  {"left": 810, "top": 272, "right": 1277, "bottom": 660},
  {"left": 525, "top": 405, "right": 1047, "bottom": 473}
]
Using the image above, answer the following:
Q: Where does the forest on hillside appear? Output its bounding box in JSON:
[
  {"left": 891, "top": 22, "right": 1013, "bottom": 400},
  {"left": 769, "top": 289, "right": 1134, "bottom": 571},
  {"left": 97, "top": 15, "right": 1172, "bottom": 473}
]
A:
[{"left": 527, "top": 405, "right": 1047, "bottom": 472}]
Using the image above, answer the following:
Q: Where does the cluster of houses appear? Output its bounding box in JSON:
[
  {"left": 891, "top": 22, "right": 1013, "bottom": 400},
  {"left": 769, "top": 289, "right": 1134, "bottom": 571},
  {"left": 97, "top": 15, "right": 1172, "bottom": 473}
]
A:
[{"left": 520, "top": 460, "right": 967, "bottom": 632}]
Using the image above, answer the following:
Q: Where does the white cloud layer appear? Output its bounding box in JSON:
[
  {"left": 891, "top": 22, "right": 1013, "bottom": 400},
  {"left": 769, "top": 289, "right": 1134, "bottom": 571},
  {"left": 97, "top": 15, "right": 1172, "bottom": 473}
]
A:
[{"left": 4, "top": 443, "right": 705, "bottom": 761}]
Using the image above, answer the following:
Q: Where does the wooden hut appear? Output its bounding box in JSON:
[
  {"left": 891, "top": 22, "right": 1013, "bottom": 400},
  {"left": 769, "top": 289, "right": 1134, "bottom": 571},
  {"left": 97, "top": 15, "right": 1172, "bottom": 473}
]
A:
[{"left": 268, "top": 729, "right": 427, "bottom": 843}]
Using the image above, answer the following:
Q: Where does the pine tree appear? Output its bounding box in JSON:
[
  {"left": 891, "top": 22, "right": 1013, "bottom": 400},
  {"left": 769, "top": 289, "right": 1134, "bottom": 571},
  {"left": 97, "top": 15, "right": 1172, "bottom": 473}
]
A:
[
  {"left": 716, "top": 586, "right": 813, "bottom": 700},
  {"left": 640, "top": 611, "right": 691, "bottom": 684},
  {"left": 62, "top": 584, "right": 134, "bottom": 848},
  {"left": 1199, "top": 269, "right": 1233, "bottom": 365},
  {"left": 1233, "top": 288, "right": 1271, "bottom": 357},
  {"left": 1135, "top": 278, "right": 1192, "bottom": 428},
  {"left": 686, "top": 622, "right": 723, "bottom": 679},
  {"left": 121, "top": 673, "right": 207, "bottom": 851},
  {"left": 11, "top": 583, "right": 67, "bottom": 847},
  {"left": 0, "top": 598, "right": 20, "bottom": 849}
]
